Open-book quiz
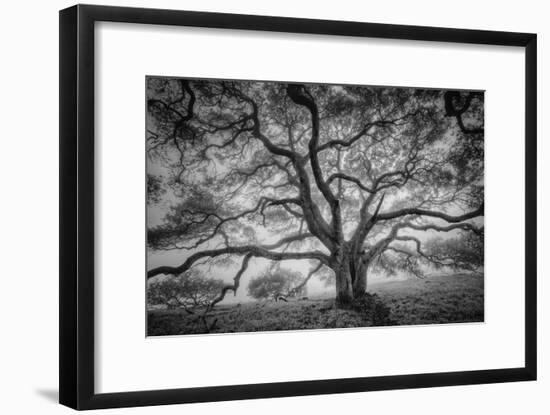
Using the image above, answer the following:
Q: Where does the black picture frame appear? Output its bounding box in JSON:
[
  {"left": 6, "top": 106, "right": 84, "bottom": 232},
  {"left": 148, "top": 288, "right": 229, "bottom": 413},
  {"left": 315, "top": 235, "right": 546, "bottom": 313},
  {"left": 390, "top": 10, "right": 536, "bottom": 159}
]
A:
[{"left": 59, "top": 4, "right": 537, "bottom": 410}]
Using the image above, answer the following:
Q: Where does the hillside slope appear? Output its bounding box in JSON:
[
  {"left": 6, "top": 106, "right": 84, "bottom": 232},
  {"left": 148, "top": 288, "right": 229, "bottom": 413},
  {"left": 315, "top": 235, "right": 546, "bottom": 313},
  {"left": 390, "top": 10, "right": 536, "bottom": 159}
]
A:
[{"left": 148, "top": 273, "right": 484, "bottom": 336}]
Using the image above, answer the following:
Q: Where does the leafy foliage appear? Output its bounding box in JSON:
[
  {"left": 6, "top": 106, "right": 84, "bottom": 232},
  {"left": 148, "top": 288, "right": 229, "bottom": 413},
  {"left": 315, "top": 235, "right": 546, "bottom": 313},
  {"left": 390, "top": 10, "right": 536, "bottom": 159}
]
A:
[
  {"left": 147, "top": 174, "right": 165, "bottom": 204},
  {"left": 373, "top": 230, "right": 483, "bottom": 278},
  {"left": 247, "top": 266, "right": 306, "bottom": 300},
  {"left": 424, "top": 232, "right": 484, "bottom": 271},
  {"left": 147, "top": 270, "right": 224, "bottom": 311}
]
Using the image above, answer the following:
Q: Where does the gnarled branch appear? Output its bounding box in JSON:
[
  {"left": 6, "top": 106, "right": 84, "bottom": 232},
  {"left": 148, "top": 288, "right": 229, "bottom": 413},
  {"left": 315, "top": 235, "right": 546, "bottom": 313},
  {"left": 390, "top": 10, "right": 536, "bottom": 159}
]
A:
[
  {"left": 376, "top": 203, "right": 484, "bottom": 223},
  {"left": 147, "top": 245, "right": 330, "bottom": 279}
]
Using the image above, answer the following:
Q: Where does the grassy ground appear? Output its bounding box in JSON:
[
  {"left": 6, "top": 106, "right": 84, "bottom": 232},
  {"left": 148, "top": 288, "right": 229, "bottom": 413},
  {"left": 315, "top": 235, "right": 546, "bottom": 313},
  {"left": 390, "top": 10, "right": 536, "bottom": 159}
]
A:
[
  {"left": 370, "top": 273, "right": 484, "bottom": 325},
  {"left": 147, "top": 273, "right": 484, "bottom": 336}
]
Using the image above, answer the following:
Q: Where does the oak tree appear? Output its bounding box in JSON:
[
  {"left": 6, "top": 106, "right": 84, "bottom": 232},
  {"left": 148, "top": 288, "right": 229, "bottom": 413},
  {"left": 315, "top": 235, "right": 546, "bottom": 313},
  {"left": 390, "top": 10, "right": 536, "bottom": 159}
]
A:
[{"left": 146, "top": 79, "right": 484, "bottom": 307}]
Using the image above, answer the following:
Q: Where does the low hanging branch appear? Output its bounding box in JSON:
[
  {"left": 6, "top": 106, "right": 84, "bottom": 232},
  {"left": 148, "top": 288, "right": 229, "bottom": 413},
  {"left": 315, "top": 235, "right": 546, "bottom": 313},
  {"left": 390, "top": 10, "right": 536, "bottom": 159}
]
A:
[
  {"left": 385, "top": 236, "right": 469, "bottom": 276},
  {"left": 147, "top": 245, "right": 330, "bottom": 279}
]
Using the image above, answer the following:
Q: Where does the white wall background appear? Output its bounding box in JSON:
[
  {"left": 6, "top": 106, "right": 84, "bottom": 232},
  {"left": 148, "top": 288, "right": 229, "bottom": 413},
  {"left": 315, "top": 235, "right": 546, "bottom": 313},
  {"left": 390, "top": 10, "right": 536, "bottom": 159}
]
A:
[{"left": 0, "top": 0, "right": 546, "bottom": 413}]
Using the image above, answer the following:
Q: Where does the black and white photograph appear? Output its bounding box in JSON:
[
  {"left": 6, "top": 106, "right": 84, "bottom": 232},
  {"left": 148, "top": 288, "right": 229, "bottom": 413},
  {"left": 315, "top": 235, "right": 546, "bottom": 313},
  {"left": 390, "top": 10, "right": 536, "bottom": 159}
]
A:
[{"left": 146, "top": 77, "right": 484, "bottom": 336}]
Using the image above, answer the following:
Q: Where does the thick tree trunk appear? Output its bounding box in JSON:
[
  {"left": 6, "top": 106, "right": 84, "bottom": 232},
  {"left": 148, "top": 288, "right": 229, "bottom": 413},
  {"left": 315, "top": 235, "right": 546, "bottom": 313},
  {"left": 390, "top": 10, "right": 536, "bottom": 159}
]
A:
[
  {"left": 352, "top": 260, "right": 368, "bottom": 298},
  {"left": 334, "top": 262, "right": 354, "bottom": 306}
]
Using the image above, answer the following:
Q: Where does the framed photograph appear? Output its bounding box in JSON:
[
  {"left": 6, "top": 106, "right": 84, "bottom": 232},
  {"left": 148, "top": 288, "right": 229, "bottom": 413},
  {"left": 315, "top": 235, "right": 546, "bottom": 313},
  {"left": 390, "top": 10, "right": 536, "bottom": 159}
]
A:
[{"left": 59, "top": 4, "right": 537, "bottom": 410}]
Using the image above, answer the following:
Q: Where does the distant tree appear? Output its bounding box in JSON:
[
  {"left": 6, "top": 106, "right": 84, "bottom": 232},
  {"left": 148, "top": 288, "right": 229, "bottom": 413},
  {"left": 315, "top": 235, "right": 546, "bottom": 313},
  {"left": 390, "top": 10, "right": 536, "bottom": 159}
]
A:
[
  {"left": 146, "top": 79, "right": 484, "bottom": 307},
  {"left": 247, "top": 265, "right": 308, "bottom": 300},
  {"left": 147, "top": 270, "right": 224, "bottom": 313}
]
